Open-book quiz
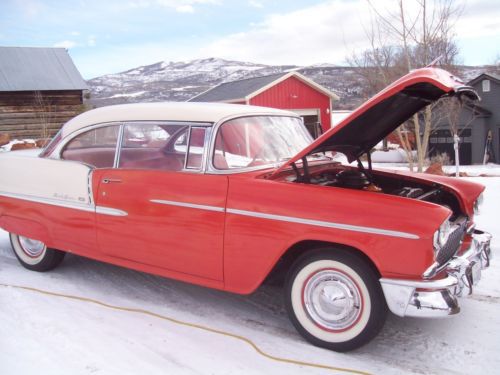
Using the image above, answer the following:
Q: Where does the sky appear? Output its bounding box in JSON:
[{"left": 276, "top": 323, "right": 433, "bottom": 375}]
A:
[{"left": 1, "top": 0, "right": 499, "bottom": 79}]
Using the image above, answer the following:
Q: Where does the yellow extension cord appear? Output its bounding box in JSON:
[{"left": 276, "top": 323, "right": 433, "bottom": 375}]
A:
[{"left": 0, "top": 283, "right": 372, "bottom": 375}]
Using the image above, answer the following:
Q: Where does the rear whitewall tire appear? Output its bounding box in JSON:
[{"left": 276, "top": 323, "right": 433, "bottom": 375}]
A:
[
  {"left": 10, "top": 233, "right": 66, "bottom": 272},
  {"left": 285, "top": 249, "right": 387, "bottom": 352}
]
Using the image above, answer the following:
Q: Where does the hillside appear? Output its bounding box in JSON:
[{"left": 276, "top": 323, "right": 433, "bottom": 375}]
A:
[{"left": 86, "top": 58, "right": 493, "bottom": 110}]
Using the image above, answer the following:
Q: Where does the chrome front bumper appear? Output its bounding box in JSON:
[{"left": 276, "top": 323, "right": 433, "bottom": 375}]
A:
[{"left": 380, "top": 229, "right": 492, "bottom": 318}]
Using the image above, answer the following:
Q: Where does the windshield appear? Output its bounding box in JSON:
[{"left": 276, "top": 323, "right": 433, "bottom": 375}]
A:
[{"left": 213, "top": 116, "right": 314, "bottom": 170}]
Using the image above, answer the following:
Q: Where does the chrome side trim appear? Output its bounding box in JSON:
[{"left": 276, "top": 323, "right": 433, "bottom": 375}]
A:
[
  {"left": 0, "top": 191, "right": 128, "bottom": 217},
  {"left": 95, "top": 206, "right": 128, "bottom": 217},
  {"left": 226, "top": 208, "right": 420, "bottom": 239},
  {"left": 113, "top": 123, "right": 125, "bottom": 168},
  {"left": 0, "top": 191, "right": 95, "bottom": 213},
  {"left": 150, "top": 199, "right": 225, "bottom": 213}
]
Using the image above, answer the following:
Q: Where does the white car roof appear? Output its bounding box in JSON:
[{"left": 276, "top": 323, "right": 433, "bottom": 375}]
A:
[{"left": 61, "top": 102, "right": 298, "bottom": 138}]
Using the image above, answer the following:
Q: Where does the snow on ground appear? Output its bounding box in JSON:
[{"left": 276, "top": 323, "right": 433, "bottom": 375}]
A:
[
  {"left": 1, "top": 177, "right": 499, "bottom": 375},
  {"left": 373, "top": 162, "right": 500, "bottom": 177},
  {"left": 0, "top": 139, "right": 37, "bottom": 152}
]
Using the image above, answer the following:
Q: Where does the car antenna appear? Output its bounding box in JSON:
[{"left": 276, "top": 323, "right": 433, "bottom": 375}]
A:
[{"left": 426, "top": 55, "right": 443, "bottom": 68}]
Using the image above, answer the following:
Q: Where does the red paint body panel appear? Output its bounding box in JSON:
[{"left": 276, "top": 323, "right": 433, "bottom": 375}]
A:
[
  {"left": 249, "top": 76, "right": 332, "bottom": 131},
  {"left": 0, "top": 197, "right": 96, "bottom": 254},
  {"left": 92, "top": 169, "right": 228, "bottom": 281},
  {"left": 222, "top": 171, "right": 448, "bottom": 293}
]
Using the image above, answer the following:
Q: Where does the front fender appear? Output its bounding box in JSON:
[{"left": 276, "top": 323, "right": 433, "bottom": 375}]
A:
[{"left": 223, "top": 175, "right": 448, "bottom": 294}]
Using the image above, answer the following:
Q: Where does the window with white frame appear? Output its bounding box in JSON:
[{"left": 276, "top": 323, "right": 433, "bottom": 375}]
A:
[{"left": 482, "top": 79, "right": 490, "bottom": 92}]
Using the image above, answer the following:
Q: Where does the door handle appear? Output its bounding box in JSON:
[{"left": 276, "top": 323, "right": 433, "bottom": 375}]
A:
[{"left": 102, "top": 178, "right": 122, "bottom": 184}]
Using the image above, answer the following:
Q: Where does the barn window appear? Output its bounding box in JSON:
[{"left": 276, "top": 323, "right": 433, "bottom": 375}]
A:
[{"left": 482, "top": 79, "right": 490, "bottom": 92}]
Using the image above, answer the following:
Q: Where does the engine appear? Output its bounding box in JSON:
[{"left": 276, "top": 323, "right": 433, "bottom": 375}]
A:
[{"left": 303, "top": 167, "right": 462, "bottom": 218}]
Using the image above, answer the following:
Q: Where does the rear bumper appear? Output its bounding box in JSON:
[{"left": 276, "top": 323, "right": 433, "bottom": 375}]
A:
[{"left": 380, "top": 229, "right": 492, "bottom": 318}]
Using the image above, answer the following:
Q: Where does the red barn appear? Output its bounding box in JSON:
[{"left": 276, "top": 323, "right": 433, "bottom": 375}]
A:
[{"left": 189, "top": 72, "right": 338, "bottom": 138}]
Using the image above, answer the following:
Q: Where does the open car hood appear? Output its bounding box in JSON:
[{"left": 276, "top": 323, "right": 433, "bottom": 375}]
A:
[{"left": 272, "top": 67, "right": 478, "bottom": 175}]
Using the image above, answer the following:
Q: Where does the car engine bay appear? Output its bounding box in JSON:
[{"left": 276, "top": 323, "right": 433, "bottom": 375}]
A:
[{"left": 289, "top": 164, "right": 463, "bottom": 219}]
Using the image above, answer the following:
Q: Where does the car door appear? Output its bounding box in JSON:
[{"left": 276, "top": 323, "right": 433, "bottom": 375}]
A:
[{"left": 94, "top": 122, "right": 227, "bottom": 281}]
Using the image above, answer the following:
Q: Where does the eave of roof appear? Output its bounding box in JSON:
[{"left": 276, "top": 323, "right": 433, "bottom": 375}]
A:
[
  {"left": 464, "top": 102, "right": 492, "bottom": 117},
  {"left": 189, "top": 71, "right": 339, "bottom": 103},
  {"left": 246, "top": 71, "right": 340, "bottom": 101},
  {"left": 468, "top": 72, "right": 500, "bottom": 86}
]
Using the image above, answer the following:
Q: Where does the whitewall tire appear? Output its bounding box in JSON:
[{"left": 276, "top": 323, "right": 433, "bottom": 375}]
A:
[
  {"left": 10, "top": 233, "right": 65, "bottom": 272},
  {"left": 285, "top": 249, "right": 387, "bottom": 352}
]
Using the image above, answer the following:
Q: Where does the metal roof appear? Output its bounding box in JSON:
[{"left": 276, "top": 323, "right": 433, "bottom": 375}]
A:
[
  {"left": 468, "top": 72, "right": 500, "bottom": 86},
  {"left": 190, "top": 72, "right": 288, "bottom": 102},
  {"left": 0, "top": 47, "right": 88, "bottom": 91}
]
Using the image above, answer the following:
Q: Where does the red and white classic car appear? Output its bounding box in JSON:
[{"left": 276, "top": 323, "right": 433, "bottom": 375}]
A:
[{"left": 0, "top": 67, "right": 492, "bottom": 351}]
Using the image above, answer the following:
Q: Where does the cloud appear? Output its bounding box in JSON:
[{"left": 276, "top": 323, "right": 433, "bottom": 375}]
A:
[
  {"left": 88, "top": 35, "right": 97, "bottom": 47},
  {"left": 456, "top": 0, "right": 500, "bottom": 39},
  {"left": 15, "top": 0, "right": 44, "bottom": 18},
  {"left": 176, "top": 4, "right": 194, "bottom": 13},
  {"left": 53, "top": 40, "right": 77, "bottom": 48},
  {"left": 127, "top": 0, "right": 221, "bottom": 12},
  {"left": 201, "top": 0, "right": 372, "bottom": 66},
  {"left": 70, "top": 31, "right": 81, "bottom": 36},
  {"left": 248, "top": 0, "right": 263, "bottom": 8}
]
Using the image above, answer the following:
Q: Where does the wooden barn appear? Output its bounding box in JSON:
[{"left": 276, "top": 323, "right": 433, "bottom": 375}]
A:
[
  {"left": 0, "top": 47, "right": 87, "bottom": 140},
  {"left": 189, "top": 72, "right": 338, "bottom": 138}
]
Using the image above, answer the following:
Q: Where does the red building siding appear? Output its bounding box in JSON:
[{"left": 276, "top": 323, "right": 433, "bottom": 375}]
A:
[{"left": 249, "top": 76, "right": 332, "bottom": 131}]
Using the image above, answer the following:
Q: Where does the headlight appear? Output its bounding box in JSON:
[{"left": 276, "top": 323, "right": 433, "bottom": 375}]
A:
[
  {"left": 474, "top": 193, "right": 484, "bottom": 215},
  {"left": 433, "top": 219, "right": 451, "bottom": 251},
  {"left": 438, "top": 220, "right": 451, "bottom": 245}
]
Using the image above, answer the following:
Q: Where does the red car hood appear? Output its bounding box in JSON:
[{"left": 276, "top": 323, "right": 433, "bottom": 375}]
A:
[{"left": 273, "top": 67, "right": 478, "bottom": 176}]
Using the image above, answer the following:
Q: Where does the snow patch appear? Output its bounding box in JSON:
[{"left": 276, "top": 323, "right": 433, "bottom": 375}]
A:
[
  {"left": 1, "top": 169, "right": 499, "bottom": 374},
  {"left": 109, "top": 91, "right": 146, "bottom": 99}
]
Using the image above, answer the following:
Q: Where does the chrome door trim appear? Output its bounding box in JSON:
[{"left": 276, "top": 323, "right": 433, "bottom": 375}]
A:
[
  {"left": 226, "top": 208, "right": 420, "bottom": 239},
  {"left": 113, "top": 124, "right": 125, "bottom": 168},
  {"left": 0, "top": 191, "right": 127, "bottom": 217},
  {"left": 147, "top": 198, "right": 419, "bottom": 239},
  {"left": 95, "top": 205, "right": 128, "bottom": 216},
  {"left": 0, "top": 191, "right": 95, "bottom": 213},
  {"left": 150, "top": 199, "right": 225, "bottom": 213}
]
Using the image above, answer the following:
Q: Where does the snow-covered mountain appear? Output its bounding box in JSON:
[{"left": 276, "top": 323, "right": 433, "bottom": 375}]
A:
[
  {"left": 86, "top": 57, "right": 366, "bottom": 109},
  {"left": 86, "top": 57, "right": 495, "bottom": 109},
  {"left": 88, "top": 58, "right": 293, "bottom": 105}
]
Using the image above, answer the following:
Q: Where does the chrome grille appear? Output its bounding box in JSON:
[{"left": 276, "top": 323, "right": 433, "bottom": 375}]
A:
[{"left": 436, "top": 220, "right": 467, "bottom": 266}]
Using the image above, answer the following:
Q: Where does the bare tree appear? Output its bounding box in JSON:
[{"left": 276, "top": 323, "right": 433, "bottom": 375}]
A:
[
  {"left": 349, "top": 0, "right": 463, "bottom": 171},
  {"left": 33, "top": 91, "right": 52, "bottom": 140},
  {"left": 433, "top": 96, "right": 478, "bottom": 176}
]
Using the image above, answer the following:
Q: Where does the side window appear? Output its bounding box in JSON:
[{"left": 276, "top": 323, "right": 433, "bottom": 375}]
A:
[
  {"left": 118, "top": 122, "right": 206, "bottom": 171},
  {"left": 61, "top": 125, "right": 119, "bottom": 168},
  {"left": 186, "top": 127, "right": 207, "bottom": 169}
]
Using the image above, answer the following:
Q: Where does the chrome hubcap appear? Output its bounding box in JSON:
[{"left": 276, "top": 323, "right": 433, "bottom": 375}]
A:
[
  {"left": 303, "top": 270, "right": 362, "bottom": 330},
  {"left": 18, "top": 236, "right": 46, "bottom": 257}
]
